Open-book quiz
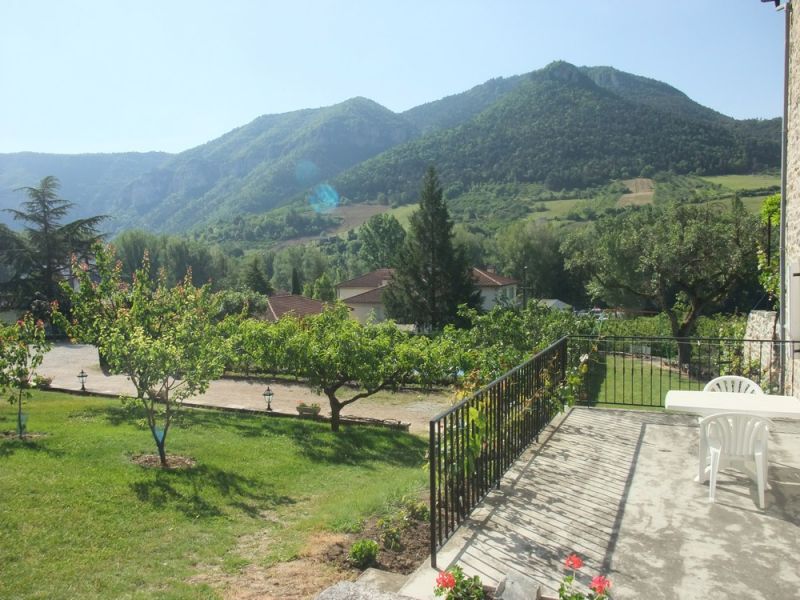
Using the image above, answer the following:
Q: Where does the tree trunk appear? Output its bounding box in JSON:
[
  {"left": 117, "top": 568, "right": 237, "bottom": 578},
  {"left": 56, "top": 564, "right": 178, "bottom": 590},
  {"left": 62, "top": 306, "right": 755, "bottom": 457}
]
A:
[
  {"left": 151, "top": 426, "right": 168, "bottom": 467},
  {"left": 326, "top": 391, "right": 342, "bottom": 432},
  {"left": 17, "top": 389, "right": 24, "bottom": 439}
]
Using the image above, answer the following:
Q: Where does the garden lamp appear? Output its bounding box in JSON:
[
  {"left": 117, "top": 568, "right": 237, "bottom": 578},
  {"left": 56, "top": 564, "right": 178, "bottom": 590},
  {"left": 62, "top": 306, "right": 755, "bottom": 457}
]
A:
[
  {"left": 263, "top": 386, "right": 274, "bottom": 412},
  {"left": 78, "top": 369, "right": 88, "bottom": 392}
]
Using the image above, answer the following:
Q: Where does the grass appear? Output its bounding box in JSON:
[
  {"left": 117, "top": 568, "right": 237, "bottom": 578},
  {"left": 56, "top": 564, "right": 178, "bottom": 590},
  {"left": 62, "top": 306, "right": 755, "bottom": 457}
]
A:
[
  {"left": 0, "top": 392, "right": 427, "bottom": 600},
  {"left": 586, "top": 355, "right": 704, "bottom": 408},
  {"left": 699, "top": 174, "right": 780, "bottom": 190}
]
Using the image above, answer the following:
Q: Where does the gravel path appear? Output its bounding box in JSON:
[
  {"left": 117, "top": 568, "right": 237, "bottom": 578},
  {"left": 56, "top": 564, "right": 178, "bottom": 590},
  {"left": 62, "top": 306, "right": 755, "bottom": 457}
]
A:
[{"left": 39, "top": 343, "right": 451, "bottom": 434}]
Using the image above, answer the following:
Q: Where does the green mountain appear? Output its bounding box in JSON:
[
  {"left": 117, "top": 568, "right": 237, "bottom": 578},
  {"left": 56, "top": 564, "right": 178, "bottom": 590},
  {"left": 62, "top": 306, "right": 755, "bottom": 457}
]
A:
[
  {"left": 115, "top": 97, "right": 418, "bottom": 232},
  {"left": 332, "top": 62, "right": 780, "bottom": 204},
  {"left": 0, "top": 152, "right": 170, "bottom": 228}
]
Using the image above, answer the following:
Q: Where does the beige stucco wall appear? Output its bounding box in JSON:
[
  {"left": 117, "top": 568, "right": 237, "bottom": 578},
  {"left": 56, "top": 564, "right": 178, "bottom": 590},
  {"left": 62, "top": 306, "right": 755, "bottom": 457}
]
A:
[
  {"left": 347, "top": 303, "right": 385, "bottom": 323},
  {"left": 479, "top": 285, "right": 518, "bottom": 311},
  {"left": 786, "top": 5, "right": 800, "bottom": 396},
  {"left": 337, "top": 286, "right": 375, "bottom": 301}
]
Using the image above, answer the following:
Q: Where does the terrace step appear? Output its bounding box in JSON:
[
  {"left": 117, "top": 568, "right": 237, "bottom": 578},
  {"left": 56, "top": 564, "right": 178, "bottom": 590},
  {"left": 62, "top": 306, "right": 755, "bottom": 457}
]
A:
[{"left": 314, "top": 581, "right": 416, "bottom": 600}]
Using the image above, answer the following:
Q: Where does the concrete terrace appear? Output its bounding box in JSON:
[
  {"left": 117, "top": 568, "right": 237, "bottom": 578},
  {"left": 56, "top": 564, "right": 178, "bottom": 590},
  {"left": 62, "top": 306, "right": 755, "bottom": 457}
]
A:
[{"left": 401, "top": 407, "right": 800, "bottom": 600}]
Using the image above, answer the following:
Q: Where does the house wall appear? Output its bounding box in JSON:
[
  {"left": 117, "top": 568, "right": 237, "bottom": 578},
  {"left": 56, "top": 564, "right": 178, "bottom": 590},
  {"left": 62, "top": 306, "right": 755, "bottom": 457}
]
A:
[
  {"left": 347, "top": 303, "right": 386, "bottom": 323},
  {"left": 479, "top": 285, "right": 518, "bottom": 311},
  {"left": 786, "top": 4, "right": 800, "bottom": 396}
]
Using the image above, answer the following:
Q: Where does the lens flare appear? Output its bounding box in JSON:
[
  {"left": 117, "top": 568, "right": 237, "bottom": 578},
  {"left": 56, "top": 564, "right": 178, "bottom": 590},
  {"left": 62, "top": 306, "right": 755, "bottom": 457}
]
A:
[{"left": 308, "top": 183, "right": 339, "bottom": 214}]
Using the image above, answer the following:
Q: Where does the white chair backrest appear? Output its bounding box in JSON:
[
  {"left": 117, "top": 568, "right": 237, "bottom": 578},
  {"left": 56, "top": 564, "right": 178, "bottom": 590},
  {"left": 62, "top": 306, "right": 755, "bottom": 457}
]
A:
[
  {"left": 699, "top": 412, "right": 771, "bottom": 459},
  {"left": 703, "top": 376, "right": 763, "bottom": 394}
]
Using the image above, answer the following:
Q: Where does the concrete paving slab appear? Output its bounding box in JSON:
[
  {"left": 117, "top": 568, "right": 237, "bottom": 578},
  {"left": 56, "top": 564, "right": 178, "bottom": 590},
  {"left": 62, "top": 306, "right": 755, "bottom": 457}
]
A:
[{"left": 401, "top": 407, "right": 800, "bottom": 600}]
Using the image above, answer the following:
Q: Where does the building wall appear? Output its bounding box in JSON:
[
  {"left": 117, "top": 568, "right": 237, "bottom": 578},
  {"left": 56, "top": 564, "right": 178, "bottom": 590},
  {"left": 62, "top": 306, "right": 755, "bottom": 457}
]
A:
[
  {"left": 787, "top": 4, "right": 800, "bottom": 396},
  {"left": 479, "top": 285, "right": 517, "bottom": 311},
  {"left": 347, "top": 303, "right": 385, "bottom": 323}
]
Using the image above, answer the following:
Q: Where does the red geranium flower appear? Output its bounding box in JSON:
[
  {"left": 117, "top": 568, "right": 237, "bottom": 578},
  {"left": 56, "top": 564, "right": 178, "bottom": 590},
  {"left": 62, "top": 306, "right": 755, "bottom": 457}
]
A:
[
  {"left": 590, "top": 574, "right": 612, "bottom": 595},
  {"left": 436, "top": 571, "right": 456, "bottom": 589},
  {"left": 564, "top": 553, "right": 584, "bottom": 570}
]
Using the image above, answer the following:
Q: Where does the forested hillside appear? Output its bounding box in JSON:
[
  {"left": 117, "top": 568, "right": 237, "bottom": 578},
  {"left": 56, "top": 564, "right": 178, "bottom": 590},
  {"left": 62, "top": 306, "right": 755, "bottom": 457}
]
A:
[{"left": 333, "top": 62, "right": 779, "bottom": 206}]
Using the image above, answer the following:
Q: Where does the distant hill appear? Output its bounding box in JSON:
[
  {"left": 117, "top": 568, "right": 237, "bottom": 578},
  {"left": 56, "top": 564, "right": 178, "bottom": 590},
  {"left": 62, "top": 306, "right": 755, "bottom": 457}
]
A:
[
  {"left": 0, "top": 62, "right": 781, "bottom": 238},
  {"left": 0, "top": 152, "right": 170, "bottom": 228},
  {"left": 115, "top": 97, "right": 418, "bottom": 232}
]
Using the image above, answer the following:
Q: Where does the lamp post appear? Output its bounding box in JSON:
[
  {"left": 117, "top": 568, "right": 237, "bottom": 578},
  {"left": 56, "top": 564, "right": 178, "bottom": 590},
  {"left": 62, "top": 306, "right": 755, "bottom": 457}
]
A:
[
  {"left": 78, "top": 369, "right": 87, "bottom": 392},
  {"left": 262, "top": 386, "right": 274, "bottom": 412}
]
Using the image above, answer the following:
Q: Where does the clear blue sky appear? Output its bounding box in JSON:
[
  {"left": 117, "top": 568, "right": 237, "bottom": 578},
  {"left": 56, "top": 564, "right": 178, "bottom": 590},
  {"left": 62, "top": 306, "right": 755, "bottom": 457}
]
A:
[{"left": 0, "top": 0, "right": 787, "bottom": 154}]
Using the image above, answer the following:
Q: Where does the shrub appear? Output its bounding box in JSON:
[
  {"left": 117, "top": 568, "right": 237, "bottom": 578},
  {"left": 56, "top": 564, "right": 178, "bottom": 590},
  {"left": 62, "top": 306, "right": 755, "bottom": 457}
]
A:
[{"left": 348, "top": 539, "right": 379, "bottom": 569}]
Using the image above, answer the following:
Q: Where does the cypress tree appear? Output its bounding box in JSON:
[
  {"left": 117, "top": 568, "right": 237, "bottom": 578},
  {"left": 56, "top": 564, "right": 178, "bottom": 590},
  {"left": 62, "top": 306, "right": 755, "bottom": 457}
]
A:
[{"left": 384, "top": 167, "right": 480, "bottom": 329}]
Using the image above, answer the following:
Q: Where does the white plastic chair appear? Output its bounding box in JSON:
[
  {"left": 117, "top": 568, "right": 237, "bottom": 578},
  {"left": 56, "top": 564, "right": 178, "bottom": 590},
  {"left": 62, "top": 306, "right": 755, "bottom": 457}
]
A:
[
  {"left": 698, "top": 412, "right": 771, "bottom": 509},
  {"left": 703, "top": 376, "right": 763, "bottom": 394}
]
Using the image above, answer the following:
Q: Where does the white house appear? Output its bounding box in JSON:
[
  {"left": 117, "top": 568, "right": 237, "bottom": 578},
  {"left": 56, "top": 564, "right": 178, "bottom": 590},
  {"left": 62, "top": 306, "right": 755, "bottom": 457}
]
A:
[{"left": 336, "top": 267, "right": 519, "bottom": 323}]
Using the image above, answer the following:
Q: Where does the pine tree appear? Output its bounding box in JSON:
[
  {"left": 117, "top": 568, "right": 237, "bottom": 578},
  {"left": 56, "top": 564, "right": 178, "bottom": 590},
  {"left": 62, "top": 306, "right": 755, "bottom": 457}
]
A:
[
  {"left": 384, "top": 167, "right": 480, "bottom": 329},
  {"left": 244, "top": 257, "right": 272, "bottom": 295},
  {"left": 4, "top": 176, "right": 105, "bottom": 304}
]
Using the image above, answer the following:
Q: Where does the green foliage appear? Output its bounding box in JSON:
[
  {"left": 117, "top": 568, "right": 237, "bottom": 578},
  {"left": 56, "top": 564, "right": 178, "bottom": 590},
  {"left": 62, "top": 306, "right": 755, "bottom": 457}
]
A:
[
  {"left": 57, "top": 244, "right": 227, "bottom": 465},
  {"left": 348, "top": 539, "right": 379, "bottom": 569},
  {"left": 358, "top": 213, "right": 406, "bottom": 268},
  {"left": 384, "top": 167, "right": 480, "bottom": 329},
  {"left": 0, "top": 314, "right": 51, "bottom": 437},
  {"left": 563, "top": 199, "right": 759, "bottom": 362},
  {"left": 1, "top": 176, "right": 105, "bottom": 306},
  {"left": 757, "top": 193, "right": 780, "bottom": 306},
  {"left": 243, "top": 256, "right": 273, "bottom": 295}
]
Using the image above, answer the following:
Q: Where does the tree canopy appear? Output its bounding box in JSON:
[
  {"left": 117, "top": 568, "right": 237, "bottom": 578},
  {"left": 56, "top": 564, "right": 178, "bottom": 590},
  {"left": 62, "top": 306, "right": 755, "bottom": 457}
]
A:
[
  {"left": 1, "top": 176, "right": 105, "bottom": 306},
  {"left": 58, "top": 244, "right": 227, "bottom": 466},
  {"left": 563, "top": 199, "right": 759, "bottom": 363}
]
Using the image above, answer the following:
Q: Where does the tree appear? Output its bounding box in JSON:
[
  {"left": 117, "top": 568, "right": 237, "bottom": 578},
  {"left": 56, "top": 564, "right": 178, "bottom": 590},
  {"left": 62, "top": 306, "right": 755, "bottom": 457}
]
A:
[
  {"left": 57, "top": 245, "right": 226, "bottom": 466},
  {"left": 358, "top": 213, "right": 406, "bottom": 268},
  {"left": 757, "top": 193, "right": 780, "bottom": 307},
  {"left": 384, "top": 167, "right": 480, "bottom": 329},
  {"left": 494, "top": 221, "right": 578, "bottom": 305},
  {"left": 288, "top": 305, "right": 453, "bottom": 431},
  {"left": 244, "top": 257, "right": 273, "bottom": 295},
  {"left": 0, "top": 314, "right": 51, "bottom": 438},
  {"left": 236, "top": 304, "right": 453, "bottom": 431},
  {"left": 4, "top": 176, "right": 105, "bottom": 304},
  {"left": 563, "top": 199, "right": 759, "bottom": 365}
]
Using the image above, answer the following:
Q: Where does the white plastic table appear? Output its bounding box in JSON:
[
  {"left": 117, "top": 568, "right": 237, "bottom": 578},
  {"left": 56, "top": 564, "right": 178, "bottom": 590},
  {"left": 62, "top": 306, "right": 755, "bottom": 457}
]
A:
[{"left": 665, "top": 390, "right": 800, "bottom": 419}]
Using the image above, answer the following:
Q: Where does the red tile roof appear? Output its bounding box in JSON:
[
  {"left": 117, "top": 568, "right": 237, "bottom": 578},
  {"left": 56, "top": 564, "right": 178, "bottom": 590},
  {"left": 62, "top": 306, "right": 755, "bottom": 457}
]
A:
[
  {"left": 470, "top": 267, "right": 518, "bottom": 287},
  {"left": 336, "top": 266, "right": 517, "bottom": 294},
  {"left": 264, "top": 294, "right": 327, "bottom": 322},
  {"left": 336, "top": 268, "right": 395, "bottom": 289}
]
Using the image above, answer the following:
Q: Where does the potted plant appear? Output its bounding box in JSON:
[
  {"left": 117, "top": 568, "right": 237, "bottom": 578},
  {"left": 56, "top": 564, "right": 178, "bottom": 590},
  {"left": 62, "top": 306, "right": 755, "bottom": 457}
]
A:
[{"left": 296, "top": 402, "right": 321, "bottom": 417}]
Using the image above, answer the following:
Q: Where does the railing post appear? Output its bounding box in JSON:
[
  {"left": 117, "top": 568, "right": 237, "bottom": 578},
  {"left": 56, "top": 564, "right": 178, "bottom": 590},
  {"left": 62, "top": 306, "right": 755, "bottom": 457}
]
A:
[{"left": 429, "top": 418, "right": 437, "bottom": 569}]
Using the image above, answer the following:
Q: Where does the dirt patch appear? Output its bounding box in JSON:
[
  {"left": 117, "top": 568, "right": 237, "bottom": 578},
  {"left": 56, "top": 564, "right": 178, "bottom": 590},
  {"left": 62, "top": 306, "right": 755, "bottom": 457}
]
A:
[
  {"left": 618, "top": 178, "right": 654, "bottom": 207},
  {"left": 131, "top": 454, "right": 197, "bottom": 470},
  {"left": 191, "top": 510, "right": 432, "bottom": 599},
  {"left": 0, "top": 431, "right": 47, "bottom": 440}
]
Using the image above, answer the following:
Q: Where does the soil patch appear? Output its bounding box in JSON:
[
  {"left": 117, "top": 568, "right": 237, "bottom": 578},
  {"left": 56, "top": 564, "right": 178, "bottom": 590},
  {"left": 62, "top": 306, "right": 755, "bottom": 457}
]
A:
[
  {"left": 0, "top": 431, "right": 47, "bottom": 440},
  {"left": 132, "top": 454, "right": 197, "bottom": 470}
]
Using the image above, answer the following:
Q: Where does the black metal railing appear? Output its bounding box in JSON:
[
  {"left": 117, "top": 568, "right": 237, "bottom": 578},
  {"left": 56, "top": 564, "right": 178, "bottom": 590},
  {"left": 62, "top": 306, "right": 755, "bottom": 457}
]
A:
[
  {"left": 428, "top": 337, "right": 568, "bottom": 567},
  {"left": 568, "top": 335, "right": 797, "bottom": 408}
]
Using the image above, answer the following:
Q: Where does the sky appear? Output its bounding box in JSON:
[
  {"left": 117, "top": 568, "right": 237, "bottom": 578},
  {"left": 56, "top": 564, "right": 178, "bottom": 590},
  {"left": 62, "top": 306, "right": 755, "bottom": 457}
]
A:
[{"left": 0, "top": 0, "right": 788, "bottom": 154}]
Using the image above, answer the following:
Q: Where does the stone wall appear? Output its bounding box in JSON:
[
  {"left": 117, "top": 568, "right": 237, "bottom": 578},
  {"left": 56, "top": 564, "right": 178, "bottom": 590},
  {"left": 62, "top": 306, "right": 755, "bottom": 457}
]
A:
[{"left": 785, "top": 5, "right": 800, "bottom": 397}]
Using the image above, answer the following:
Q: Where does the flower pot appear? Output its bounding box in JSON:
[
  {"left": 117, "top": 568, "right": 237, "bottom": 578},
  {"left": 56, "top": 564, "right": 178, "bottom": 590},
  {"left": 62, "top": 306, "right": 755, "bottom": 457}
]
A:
[{"left": 296, "top": 406, "right": 321, "bottom": 417}]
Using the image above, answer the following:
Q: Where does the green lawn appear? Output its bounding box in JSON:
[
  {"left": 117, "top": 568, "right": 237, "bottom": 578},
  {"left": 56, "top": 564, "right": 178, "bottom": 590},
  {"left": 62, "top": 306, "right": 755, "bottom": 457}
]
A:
[
  {"left": 699, "top": 174, "right": 780, "bottom": 190},
  {"left": 0, "top": 392, "right": 427, "bottom": 600},
  {"left": 585, "top": 355, "right": 704, "bottom": 408}
]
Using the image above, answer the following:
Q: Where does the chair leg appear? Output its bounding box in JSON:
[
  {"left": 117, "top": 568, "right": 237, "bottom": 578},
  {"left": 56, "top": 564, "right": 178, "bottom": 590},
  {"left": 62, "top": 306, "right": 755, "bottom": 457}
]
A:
[
  {"left": 698, "top": 436, "right": 708, "bottom": 483},
  {"left": 709, "top": 448, "right": 720, "bottom": 503},
  {"left": 755, "top": 449, "right": 766, "bottom": 510}
]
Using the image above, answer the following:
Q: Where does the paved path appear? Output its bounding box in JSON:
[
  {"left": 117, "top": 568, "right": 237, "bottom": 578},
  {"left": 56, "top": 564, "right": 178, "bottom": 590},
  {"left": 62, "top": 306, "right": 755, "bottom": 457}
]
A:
[{"left": 39, "top": 343, "right": 451, "bottom": 434}]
